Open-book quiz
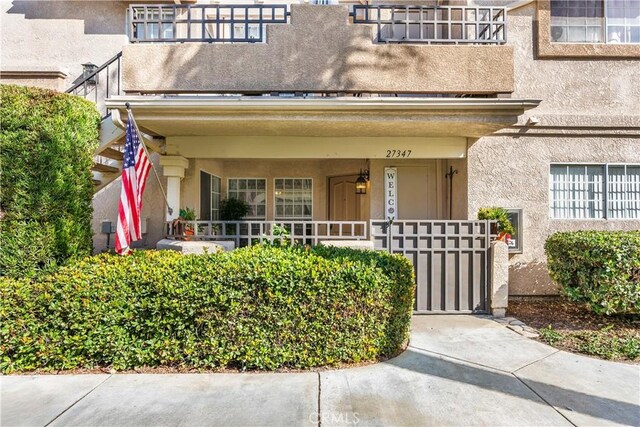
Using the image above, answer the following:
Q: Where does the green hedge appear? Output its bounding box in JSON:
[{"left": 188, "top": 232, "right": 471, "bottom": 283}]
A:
[
  {"left": 545, "top": 231, "right": 640, "bottom": 315},
  {"left": 0, "top": 245, "right": 415, "bottom": 373},
  {"left": 0, "top": 84, "right": 100, "bottom": 279}
]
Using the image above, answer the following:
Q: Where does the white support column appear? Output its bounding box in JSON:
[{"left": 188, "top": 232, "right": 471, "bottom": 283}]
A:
[{"left": 159, "top": 156, "right": 189, "bottom": 221}]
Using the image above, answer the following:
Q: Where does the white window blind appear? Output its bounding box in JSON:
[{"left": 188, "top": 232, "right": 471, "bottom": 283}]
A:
[
  {"left": 608, "top": 165, "right": 640, "bottom": 219},
  {"left": 550, "top": 164, "right": 640, "bottom": 219},
  {"left": 274, "top": 178, "right": 312, "bottom": 220}
]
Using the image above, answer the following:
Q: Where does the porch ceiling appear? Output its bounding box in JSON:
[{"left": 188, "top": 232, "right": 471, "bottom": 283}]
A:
[{"left": 105, "top": 96, "right": 540, "bottom": 139}]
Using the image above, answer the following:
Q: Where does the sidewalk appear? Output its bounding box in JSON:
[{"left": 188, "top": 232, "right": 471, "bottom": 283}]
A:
[{"left": 2, "top": 315, "right": 639, "bottom": 426}]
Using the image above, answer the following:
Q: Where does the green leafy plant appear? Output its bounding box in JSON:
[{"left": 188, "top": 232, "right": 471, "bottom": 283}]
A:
[
  {"left": 539, "top": 325, "right": 563, "bottom": 345},
  {"left": 477, "top": 207, "right": 515, "bottom": 236},
  {"left": 270, "top": 224, "right": 292, "bottom": 246},
  {"left": 220, "top": 198, "right": 250, "bottom": 221},
  {"left": 0, "top": 245, "right": 415, "bottom": 373},
  {"left": 0, "top": 84, "right": 100, "bottom": 279},
  {"left": 545, "top": 231, "right": 640, "bottom": 315},
  {"left": 178, "top": 207, "right": 197, "bottom": 221}
]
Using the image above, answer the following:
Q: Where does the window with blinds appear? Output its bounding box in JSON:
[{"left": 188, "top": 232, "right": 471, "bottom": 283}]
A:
[
  {"left": 550, "top": 164, "right": 640, "bottom": 219},
  {"left": 550, "top": 0, "right": 640, "bottom": 44},
  {"left": 274, "top": 178, "right": 312, "bottom": 220},
  {"left": 608, "top": 165, "right": 640, "bottom": 219}
]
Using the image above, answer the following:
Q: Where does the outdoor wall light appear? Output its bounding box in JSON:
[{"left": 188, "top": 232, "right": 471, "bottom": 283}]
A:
[
  {"left": 82, "top": 62, "right": 99, "bottom": 85},
  {"left": 355, "top": 169, "right": 370, "bottom": 195}
]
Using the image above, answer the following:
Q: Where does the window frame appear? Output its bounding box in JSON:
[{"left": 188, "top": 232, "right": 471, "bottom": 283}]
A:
[
  {"left": 273, "top": 177, "right": 313, "bottom": 221},
  {"left": 226, "top": 177, "right": 267, "bottom": 220},
  {"left": 199, "top": 169, "right": 222, "bottom": 221},
  {"left": 549, "top": 163, "right": 640, "bottom": 220},
  {"left": 537, "top": 0, "right": 640, "bottom": 58},
  {"left": 549, "top": 0, "right": 640, "bottom": 45}
]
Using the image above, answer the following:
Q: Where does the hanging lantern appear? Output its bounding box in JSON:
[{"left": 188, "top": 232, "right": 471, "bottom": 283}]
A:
[{"left": 355, "top": 169, "right": 369, "bottom": 195}]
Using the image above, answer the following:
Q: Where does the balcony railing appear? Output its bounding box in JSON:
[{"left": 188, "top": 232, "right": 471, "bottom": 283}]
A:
[
  {"left": 128, "top": 4, "right": 289, "bottom": 43},
  {"left": 352, "top": 5, "right": 507, "bottom": 45},
  {"left": 166, "top": 220, "right": 368, "bottom": 247},
  {"left": 127, "top": 4, "right": 507, "bottom": 45}
]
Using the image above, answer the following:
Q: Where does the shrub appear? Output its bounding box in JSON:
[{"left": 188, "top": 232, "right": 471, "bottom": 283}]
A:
[
  {"left": 545, "top": 231, "right": 640, "bottom": 315},
  {"left": 220, "top": 198, "right": 250, "bottom": 220},
  {"left": 0, "top": 245, "right": 415, "bottom": 373},
  {"left": 0, "top": 84, "right": 100, "bottom": 278}
]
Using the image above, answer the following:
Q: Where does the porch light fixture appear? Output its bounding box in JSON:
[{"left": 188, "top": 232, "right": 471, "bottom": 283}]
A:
[
  {"left": 81, "top": 62, "right": 98, "bottom": 85},
  {"left": 355, "top": 169, "right": 369, "bottom": 195}
]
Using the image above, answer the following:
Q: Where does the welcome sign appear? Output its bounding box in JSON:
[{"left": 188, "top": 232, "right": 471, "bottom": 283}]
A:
[{"left": 384, "top": 167, "right": 397, "bottom": 221}]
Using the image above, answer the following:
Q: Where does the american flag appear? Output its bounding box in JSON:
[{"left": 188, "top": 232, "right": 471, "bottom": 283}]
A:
[{"left": 115, "top": 111, "right": 151, "bottom": 254}]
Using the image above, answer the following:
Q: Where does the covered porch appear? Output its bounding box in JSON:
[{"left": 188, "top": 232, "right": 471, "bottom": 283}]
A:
[{"left": 105, "top": 95, "right": 538, "bottom": 248}]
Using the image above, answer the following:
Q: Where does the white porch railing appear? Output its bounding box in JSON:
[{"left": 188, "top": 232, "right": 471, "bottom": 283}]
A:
[{"left": 166, "top": 220, "right": 368, "bottom": 247}]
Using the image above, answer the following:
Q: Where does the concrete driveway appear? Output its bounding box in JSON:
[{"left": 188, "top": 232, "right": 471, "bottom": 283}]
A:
[{"left": 2, "top": 315, "right": 639, "bottom": 427}]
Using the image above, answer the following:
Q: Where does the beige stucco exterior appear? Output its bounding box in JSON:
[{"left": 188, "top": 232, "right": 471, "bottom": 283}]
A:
[
  {"left": 122, "top": 5, "right": 514, "bottom": 95},
  {"left": 3, "top": 0, "right": 639, "bottom": 296},
  {"left": 536, "top": 0, "right": 640, "bottom": 58},
  {"left": 468, "top": 2, "right": 640, "bottom": 294},
  {"left": 0, "top": 1, "right": 128, "bottom": 89}
]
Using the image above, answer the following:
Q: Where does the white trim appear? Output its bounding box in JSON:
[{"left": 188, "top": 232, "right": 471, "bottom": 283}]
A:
[
  {"left": 106, "top": 96, "right": 541, "bottom": 113},
  {"left": 199, "top": 168, "right": 222, "bottom": 221}
]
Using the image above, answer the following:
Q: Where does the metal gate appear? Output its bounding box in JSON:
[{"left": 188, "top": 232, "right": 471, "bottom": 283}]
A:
[{"left": 371, "top": 220, "right": 496, "bottom": 313}]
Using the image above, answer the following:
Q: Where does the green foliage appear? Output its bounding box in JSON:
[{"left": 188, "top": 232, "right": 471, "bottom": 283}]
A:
[
  {"left": 539, "top": 324, "right": 639, "bottom": 361},
  {"left": 220, "top": 198, "right": 250, "bottom": 221},
  {"left": 0, "top": 245, "right": 415, "bottom": 373},
  {"left": 539, "top": 325, "right": 563, "bottom": 345},
  {"left": 477, "top": 207, "right": 515, "bottom": 236},
  {"left": 545, "top": 231, "right": 640, "bottom": 315},
  {"left": 0, "top": 84, "right": 100, "bottom": 278},
  {"left": 179, "top": 207, "right": 196, "bottom": 221},
  {"left": 270, "top": 224, "right": 292, "bottom": 246}
]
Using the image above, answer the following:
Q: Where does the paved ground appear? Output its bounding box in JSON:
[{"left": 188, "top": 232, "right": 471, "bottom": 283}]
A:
[{"left": 2, "top": 315, "right": 639, "bottom": 427}]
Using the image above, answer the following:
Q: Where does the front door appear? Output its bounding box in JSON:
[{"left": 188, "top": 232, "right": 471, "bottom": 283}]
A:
[{"left": 329, "top": 174, "right": 362, "bottom": 221}]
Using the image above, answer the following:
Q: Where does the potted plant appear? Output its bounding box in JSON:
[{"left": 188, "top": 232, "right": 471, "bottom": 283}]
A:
[
  {"left": 173, "top": 207, "right": 196, "bottom": 239},
  {"left": 477, "top": 207, "right": 515, "bottom": 243}
]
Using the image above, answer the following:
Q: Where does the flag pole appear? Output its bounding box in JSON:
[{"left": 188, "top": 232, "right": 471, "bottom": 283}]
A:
[{"left": 125, "top": 103, "right": 173, "bottom": 217}]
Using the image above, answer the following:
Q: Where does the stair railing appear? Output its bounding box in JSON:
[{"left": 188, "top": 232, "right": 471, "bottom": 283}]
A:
[{"left": 66, "top": 52, "right": 123, "bottom": 119}]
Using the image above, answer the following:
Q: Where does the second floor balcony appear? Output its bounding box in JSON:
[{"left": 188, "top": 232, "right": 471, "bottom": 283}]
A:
[
  {"left": 121, "top": 4, "right": 514, "bottom": 95},
  {"left": 128, "top": 4, "right": 507, "bottom": 45}
]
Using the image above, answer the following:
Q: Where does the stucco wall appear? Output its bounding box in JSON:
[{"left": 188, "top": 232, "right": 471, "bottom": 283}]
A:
[
  {"left": 92, "top": 153, "right": 166, "bottom": 253},
  {"left": 468, "top": 3, "right": 640, "bottom": 295},
  {"left": 468, "top": 136, "right": 640, "bottom": 295},
  {"left": 509, "top": 3, "right": 640, "bottom": 118},
  {"left": 122, "top": 4, "right": 514, "bottom": 94},
  {"left": 0, "top": 1, "right": 128, "bottom": 90}
]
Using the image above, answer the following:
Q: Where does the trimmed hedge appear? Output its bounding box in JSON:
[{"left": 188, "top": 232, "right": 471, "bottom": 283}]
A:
[
  {"left": 545, "top": 231, "right": 640, "bottom": 315},
  {"left": 0, "top": 84, "right": 100, "bottom": 279},
  {"left": 0, "top": 245, "right": 415, "bottom": 373}
]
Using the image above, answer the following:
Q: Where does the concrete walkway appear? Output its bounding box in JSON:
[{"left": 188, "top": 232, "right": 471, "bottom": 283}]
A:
[{"left": 2, "top": 316, "right": 639, "bottom": 427}]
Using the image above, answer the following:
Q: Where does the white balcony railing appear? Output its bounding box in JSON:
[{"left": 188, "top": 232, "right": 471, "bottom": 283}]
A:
[{"left": 166, "top": 220, "right": 368, "bottom": 247}]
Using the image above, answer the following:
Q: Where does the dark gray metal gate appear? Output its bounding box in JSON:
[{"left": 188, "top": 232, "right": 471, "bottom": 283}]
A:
[{"left": 371, "top": 220, "right": 496, "bottom": 314}]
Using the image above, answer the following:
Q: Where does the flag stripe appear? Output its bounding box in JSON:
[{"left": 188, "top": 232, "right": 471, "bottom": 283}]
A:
[{"left": 115, "top": 111, "right": 151, "bottom": 255}]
